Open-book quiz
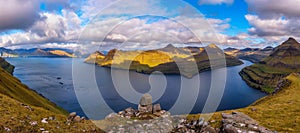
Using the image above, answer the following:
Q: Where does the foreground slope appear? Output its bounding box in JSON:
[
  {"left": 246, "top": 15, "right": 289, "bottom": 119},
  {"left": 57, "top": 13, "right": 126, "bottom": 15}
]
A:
[
  {"left": 189, "top": 73, "right": 300, "bottom": 132},
  {"left": 85, "top": 44, "right": 243, "bottom": 78},
  {"left": 240, "top": 37, "right": 300, "bottom": 93},
  {"left": 0, "top": 58, "right": 102, "bottom": 132},
  {"left": 237, "top": 73, "right": 300, "bottom": 132},
  {"left": 0, "top": 65, "right": 66, "bottom": 114}
]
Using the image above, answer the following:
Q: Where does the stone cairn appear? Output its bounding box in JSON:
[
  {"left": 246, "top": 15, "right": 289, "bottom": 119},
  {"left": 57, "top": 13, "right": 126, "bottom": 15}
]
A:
[
  {"left": 115, "top": 93, "right": 166, "bottom": 119},
  {"left": 104, "top": 94, "right": 275, "bottom": 133}
]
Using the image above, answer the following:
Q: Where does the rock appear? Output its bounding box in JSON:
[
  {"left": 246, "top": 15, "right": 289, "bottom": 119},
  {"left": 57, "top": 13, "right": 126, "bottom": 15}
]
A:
[
  {"left": 74, "top": 115, "right": 81, "bottom": 122},
  {"left": 139, "top": 93, "right": 152, "bottom": 106},
  {"left": 223, "top": 124, "right": 238, "bottom": 133},
  {"left": 4, "top": 127, "right": 10, "bottom": 132},
  {"left": 105, "top": 113, "right": 118, "bottom": 119},
  {"left": 41, "top": 118, "right": 48, "bottom": 124},
  {"left": 29, "top": 121, "right": 38, "bottom": 126},
  {"left": 48, "top": 116, "right": 54, "bottom": 121},
  {"left": 138, "top": 104, "right": 148, "bottom": 113},
  {"left": 221, "top": 112, "right": 274, "bottom": 133},
  {"left": 42, "top": 131, "right": 49, "bottom": 133},
  {"left": 68, "top": 112, "right": 76, "bottom": 120},
  {"left": 153, "top": 104, "right": 161, "bottom": 113},
  {"left": 250, "top": 108, "right": 257, "bottom": 112},
  {"left": 202, "top": 126, "right": 217, "bottom": 133}
]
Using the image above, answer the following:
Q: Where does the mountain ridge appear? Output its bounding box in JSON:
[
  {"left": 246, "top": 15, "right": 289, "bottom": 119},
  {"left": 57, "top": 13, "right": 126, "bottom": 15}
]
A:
[{"left": 85, "top": 44, "right": 243, "bottom": 78}]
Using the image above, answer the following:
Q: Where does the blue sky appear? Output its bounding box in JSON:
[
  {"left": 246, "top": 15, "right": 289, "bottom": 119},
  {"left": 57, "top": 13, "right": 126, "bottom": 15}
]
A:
[{"left": 0, "top": 0, "right": 299, "bottom": 50}]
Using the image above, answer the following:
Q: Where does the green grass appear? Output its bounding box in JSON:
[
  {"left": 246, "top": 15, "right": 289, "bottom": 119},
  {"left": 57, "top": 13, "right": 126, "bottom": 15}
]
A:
[
  {"left": 240, "top": 64, "right": 289, "bottom": 93},
  {"left": 0, "top": 93, "right": 103, "bottom": 132},
  {"left": 0, "top": 66, "right": 67, "bottom": 115},
  {"left": 188, "top": 73, "right": 300, "bottom": 132}
]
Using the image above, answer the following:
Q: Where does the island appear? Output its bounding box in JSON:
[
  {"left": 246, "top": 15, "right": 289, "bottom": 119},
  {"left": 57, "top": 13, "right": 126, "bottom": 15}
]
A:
[{"left": 84, "top": 44, "right": 243, "bottom": 78}]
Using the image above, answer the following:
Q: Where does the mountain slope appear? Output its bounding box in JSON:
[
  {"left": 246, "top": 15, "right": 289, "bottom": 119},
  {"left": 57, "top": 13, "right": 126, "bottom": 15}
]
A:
[
  {"left": 240, "top": 37, "right": 300, "bottom": 93},
  {"left": 85, "top": 44, "right": 243, "bottom": 78},
  {"left": 0, "top": 58, "right": 103, "bottom": 132},
  {"left": 0, "top": 60, "right": 66, "bottom": 114}
]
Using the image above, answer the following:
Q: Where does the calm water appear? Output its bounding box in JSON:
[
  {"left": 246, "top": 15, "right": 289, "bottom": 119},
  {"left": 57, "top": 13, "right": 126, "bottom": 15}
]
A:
[{"left": 6, "top": 58, "right": 266, "bottom": 119}]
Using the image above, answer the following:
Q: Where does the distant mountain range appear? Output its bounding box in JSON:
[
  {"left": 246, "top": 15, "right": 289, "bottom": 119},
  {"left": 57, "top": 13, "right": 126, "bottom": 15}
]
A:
[
  {"left": 0, "top": 47, "right": 75, "bottom": 58},
  {"left": 85, "top": 44, "right": 243, "bottom": 78},
  {"left": 224, "top": 46, "right": 274, "bottom": 63},
  {"left": 239, "top": 37, "right": 300, "bottom": 93}
]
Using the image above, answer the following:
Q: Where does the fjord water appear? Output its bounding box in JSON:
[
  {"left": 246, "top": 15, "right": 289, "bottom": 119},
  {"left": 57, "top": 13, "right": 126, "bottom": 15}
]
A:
[{"left": 6, "top": 58, "right": 266, "bottom": 119}]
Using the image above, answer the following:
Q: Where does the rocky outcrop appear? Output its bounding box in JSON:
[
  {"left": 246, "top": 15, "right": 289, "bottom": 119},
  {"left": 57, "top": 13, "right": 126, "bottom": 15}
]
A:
[
  {"left": 221, "top": 112, "right": 273, "bottom": 133},
  {"left": 0, "top": 57, "right": 14, "bottom": 74}
]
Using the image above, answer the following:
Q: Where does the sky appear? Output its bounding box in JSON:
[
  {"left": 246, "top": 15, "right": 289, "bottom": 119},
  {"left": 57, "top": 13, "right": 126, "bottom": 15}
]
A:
[{"left": 0, "top": 0, "right": 299, "bottom": 51}]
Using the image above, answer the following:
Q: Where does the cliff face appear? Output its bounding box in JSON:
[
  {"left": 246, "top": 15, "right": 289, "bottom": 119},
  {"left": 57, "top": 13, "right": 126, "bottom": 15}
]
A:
[
  {"left": 240, "top": 37, "right": 300, "bottom": 93},
  {"left": 85, "top": 44, "right": 243, "bottom": 78},
  {"left": 0, "top": 57, "right": 14, "bottom": 74}
]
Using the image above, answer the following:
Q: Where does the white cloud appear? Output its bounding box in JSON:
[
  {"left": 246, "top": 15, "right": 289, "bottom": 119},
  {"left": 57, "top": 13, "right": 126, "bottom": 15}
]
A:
[
  {"left": 198, "top": 0, "right": 233, "bottom": 5},
  {"left": 246, "top": 15, "right": 300, "bottom": 42},
  {"left": 244, "top": 0, "right": 300, "bottom": 47},
  {"left": 0, "top": 0, "right": 40, "bottom": 30},
  {"left": 246, "top": 0, "right": 300, "bottom": 19}
]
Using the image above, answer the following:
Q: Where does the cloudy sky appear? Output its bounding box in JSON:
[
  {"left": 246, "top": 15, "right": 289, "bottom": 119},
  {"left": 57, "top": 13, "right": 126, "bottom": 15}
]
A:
[{"left": 0, "top": 0, "right": 299, "bottom": 51}]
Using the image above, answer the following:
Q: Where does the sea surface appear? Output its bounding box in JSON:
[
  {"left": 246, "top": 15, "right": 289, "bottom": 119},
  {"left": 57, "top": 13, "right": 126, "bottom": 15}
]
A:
[{"left": 6, "top": 58, "right": 266, "bottom": 119}]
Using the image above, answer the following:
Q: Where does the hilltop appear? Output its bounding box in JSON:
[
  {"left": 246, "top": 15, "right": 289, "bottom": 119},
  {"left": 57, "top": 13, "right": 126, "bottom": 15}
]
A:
[
  {"left": 85, "top": 44, "right": 243, "bottom": 78},
  {"left": 239, "top": 37, "right": 300, "bottom": 93}
]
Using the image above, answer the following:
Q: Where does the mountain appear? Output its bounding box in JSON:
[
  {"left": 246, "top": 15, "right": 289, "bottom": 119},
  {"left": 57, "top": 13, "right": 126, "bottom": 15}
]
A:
[
  {"left": 239, "top": 37, "right": 300, "bottom": 93},
  {"left": 0, "top": 47, "right": 76, "bottom": 58},
  {"left": 85, "top": 44, "right": 243, "bottom": 78},
  {"left": 225, "top": 47, "right": 273, "bottom": 63}
]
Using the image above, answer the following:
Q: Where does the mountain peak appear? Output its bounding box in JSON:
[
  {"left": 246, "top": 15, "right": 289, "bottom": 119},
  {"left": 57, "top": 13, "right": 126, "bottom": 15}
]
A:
[
  {"left": 164, "top": 44, "right": 176, "bottom": 48},
  {"left": 283, "top": 37, "right": 299, "bottom": 45},
  {"left": 206, "top": 44, "right": 219, "bottom": 49}
]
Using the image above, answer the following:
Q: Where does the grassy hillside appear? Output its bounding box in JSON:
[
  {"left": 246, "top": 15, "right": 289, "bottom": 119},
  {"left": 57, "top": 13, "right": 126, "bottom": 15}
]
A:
[
  {"left": 0, "top": 66, "right": 67, "bottom": 115},
  {"left": 236, "top": 73, "right": 300, "bottom": 132},
  {"left": 240, "top": 38, "right": 300, "bottom": 93},
  {"left": 0, "top": 58, "right": 103, "bottom": 132},
  {"left": 189, "top": 73, "right": 300, "bottom": 132},
  {"left": 0, "top": 93, "right": 102, "bottom": 132}
]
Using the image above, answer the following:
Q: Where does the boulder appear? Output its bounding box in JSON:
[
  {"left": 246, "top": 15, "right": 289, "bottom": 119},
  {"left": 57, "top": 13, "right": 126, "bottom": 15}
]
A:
[
  {"left": 138, "top": 104, "right": 148, "bottom": 113},
  {"left": 68, "top": 112, "right": 76, "bottom": 121},
  {"left": 139, "top": 93, "right": 152, "bottom": 106},
  {"left": 153, "top": 104, "right": 161, "bottom": 113},
  {"left": 74, "top": 115, "right": 81, "bottom": 122}
]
